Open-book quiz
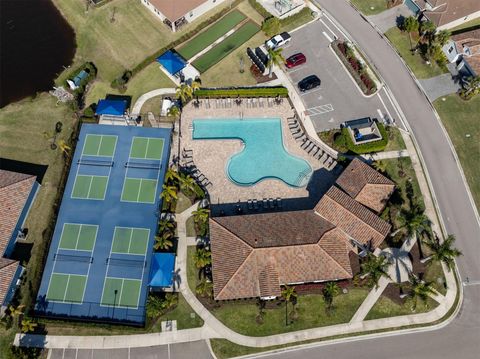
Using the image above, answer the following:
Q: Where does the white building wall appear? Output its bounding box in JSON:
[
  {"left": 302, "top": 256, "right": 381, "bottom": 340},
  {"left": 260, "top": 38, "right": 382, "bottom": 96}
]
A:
[
  {"left": 437, "top": 10, "right": 480, "bottom": 30},
  {"left": 141, "top": 0, "right": 167, "bottom": 22}
]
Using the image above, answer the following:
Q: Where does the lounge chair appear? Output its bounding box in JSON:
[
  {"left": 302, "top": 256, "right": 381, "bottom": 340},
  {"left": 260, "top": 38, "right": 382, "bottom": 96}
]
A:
[
  {"left": 276, "top": 198, "right": 282, "bottom": 208},
  {"left": 253, "top": 199, "right": 258, "bottom": 210},
  {"left": 263, "top": 198, "right": 268, "bottom": 209},
  {"left": 269, "top": 198, "right": 275, "bottom": 208}
]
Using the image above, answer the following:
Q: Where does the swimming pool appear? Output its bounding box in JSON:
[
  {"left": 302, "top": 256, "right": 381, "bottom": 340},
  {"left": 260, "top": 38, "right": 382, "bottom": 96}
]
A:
[{"left": 192, "top": 118, "right": 312, "bottom": 187}]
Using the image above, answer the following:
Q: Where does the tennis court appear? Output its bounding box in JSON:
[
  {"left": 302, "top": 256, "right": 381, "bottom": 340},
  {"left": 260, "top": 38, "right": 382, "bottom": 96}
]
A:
[
  {"left": 36, "top": 124, "right": 172, "bottom": 324},
  {"left": 176, "top": 10, "right": 246, "bottom": 60},
  {"left": 192, "top": 21, "right": 260, "bottom": 73}
]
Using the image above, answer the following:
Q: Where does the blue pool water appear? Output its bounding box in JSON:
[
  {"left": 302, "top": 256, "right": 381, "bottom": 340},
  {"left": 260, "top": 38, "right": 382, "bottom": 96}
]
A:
[{"left": 192, "top": 118, "right": 312, "bottom": 187}]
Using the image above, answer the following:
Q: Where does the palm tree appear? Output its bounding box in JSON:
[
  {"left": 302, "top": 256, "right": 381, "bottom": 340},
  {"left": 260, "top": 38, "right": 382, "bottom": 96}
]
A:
[
  {"left": 267, "top": 47, "right": 285, "bottom": 78},
  {"left": 180, "top": 175, "right": 196, "bottom": 196},
  {"left": 193, "top": 208, "right": 209, "bottom": 225},
  {"left": 401, "top": 205, "right": 431, "bottom": 238},
  {"left": 165, "top": 167, "right": 180, "bottom": 186},
  {"left": 162, "top": 293, "right": 178, "bottom": 309},
  {"left": 146, "top": 294, "right": 163, "bottom": 319},
  {"left": 461, "top": 76, "right": 480, "bottom": 98},
  {"left": 190, "top": 80, "right": 200, "bottom": 93},
  {"left": 158, "top": 219, "right": 175, "bottom": 233},
  {"left": 402, "top": 16, "right": 419, "bottom": 50},
  {"left": 196, "top": 279, "right": 214, "bottom": 298},
  {"left": 423, "top": 234, "right": 462, "bottom": 271},
  {"left": 194, "top": 248, "right": 211, "bottom": 269},
  {"left": 167, "top": 105, "right": 180, "bottom": 118},
  {"left": 154, "top": 232, "right": 174, "bottom": 251},
  {"left": 160, "top": 185, "right": 178, "bottom": 204},
  {"left": 8, "top": 305, "right": 25, "bottom": 318},
  {"left": 361, "top": 254, "right": 390, "bottom": 288},
  {"left": 176, "top": 83, "right": 193, "bottom": 105},
  {"left": 434, "top": 29, "right": 451, "bottom": 47},
  {"left": 281, "top": 285, "right": 297, "bottom": 325},
  {"left": 407, "top": 274, "right": 436, "bottom": 311},
  {"left": 20, "top": 319, "right": 37, "bottom": 333},
  {"left": 322, "top": 282, "right": 340, "bottom": 312},
  {"left": 420, "top": 20, "right": 436, "bottom": 44}
]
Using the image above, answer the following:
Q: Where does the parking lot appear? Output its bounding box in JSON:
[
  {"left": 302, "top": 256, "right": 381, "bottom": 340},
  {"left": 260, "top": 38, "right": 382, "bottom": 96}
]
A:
[
  {"left": 48, "top": 340, "right": 214, "bottom": 359},
  {"left": 283, "top": 17, "right": 399, "bottom": 132}
]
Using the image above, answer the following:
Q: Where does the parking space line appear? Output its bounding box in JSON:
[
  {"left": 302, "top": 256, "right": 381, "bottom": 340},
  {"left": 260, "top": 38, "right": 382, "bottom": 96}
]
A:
[
  {"left": 320, "top": 19, "right": 338, "bottom": 40},
  {"left": 377, "top": 92, "right": 394, "bottom": 125},
  {"left": 322, "top": 31, "right": 333, "bottom": 42},
  {"left": 377, "top": 109, "right": 385, "bottom": 122},
  {"left": 306, "top": 104, "right": 334, "bottom": 116},
  {"left": 300, "top": 88, "right": 322, "bottom": 96}
]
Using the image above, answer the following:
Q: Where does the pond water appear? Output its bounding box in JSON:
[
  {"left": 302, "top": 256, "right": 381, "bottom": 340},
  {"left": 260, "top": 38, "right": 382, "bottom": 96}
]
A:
[{"left": 0, "top": 0, "right": 76, "bottom": 108}]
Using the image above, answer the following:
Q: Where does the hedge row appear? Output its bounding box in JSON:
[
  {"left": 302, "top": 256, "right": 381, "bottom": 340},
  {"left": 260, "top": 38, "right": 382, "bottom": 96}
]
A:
[
  {"left": 112, "top": 0, "right": 244, "bottom": 89},
  {"left": 342, "top": 123, "right": 389, "bottom": 154},
  {"left": 333, "top": 40, "right": 377, "bottom": 96},
  {"left": 194, "top": 87, "right": 288, "bottom": 98},
  {"left": 248, "top": 0, "right": 313, "bottom": 29}
]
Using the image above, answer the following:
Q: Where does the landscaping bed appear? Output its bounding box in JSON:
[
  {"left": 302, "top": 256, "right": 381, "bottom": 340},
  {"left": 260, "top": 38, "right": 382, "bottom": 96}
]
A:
[
  {"left": 192, "top": 21, "right": 260, "bottom": 73},
  {"left": 332, "top": 40, "right": 377, "bottom": 96},
  {"left": 177, "top": 10, "right": 247, "bottom": 60}
]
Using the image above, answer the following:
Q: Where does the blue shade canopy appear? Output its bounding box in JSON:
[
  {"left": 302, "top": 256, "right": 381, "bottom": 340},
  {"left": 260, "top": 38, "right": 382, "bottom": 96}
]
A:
[
  {"left": 157, "top": 51, "right": 187, "bottom": 75},
  {"left": 95, "top": 99, "right": 127, "bottom": 116},
  {"left": 149, "top": 253, "right": 175, "bottom": 287}
]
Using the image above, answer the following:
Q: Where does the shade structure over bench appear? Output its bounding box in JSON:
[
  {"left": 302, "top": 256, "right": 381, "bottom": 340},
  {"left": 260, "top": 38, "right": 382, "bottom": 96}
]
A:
[
  {"left": 157, "top": 50, "right": 187, "bottom": 75},
  {"left": 149, "top": 252, "right": 175, "bottom": 288}
]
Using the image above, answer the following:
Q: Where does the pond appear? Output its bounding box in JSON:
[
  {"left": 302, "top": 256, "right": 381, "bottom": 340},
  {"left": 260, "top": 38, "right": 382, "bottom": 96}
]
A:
[{"left": 0, "top": 0, "right": 76, "bottom": 108}]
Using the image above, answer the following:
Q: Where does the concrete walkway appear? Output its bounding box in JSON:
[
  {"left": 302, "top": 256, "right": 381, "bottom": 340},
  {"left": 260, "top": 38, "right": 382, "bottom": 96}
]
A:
[
  {"left": 131, "top": 88, "right": 176, "bottom": 115},
  {"left": 366, "top": 4, "right": 413, "bottom": 34},
  {"left": 357, "top": 149, "right": 409, "bottom": 162},
  {"left": 418, "top": 74, "right": 462, "bottom": 102}
]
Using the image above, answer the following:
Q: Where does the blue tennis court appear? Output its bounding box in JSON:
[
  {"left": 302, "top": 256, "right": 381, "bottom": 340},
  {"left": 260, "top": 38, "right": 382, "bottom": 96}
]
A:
[{"left": 35, "top": 124, "right": 171, "bottom": 324}]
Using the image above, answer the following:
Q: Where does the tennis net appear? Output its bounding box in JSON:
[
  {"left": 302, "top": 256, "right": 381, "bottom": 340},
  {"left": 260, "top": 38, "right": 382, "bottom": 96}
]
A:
[
  {"left": 106, "top": 257, "right": 146, "bottom": 267},
  {"left": 78, "top": 159, "right": 114, "bottom": 167},
  {"left": 54, "top": 253, "right": 93, "bottom": 263},
  {"left": 125, "top": 162, "right": 161, "bottom": 170}
]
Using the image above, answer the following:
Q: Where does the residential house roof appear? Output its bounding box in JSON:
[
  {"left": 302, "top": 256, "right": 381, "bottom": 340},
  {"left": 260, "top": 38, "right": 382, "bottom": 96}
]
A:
[
  {"left": 148, "top": 0, "right": 209, "bottom": 22},
  {"left": 0, "top": 170, "right": 36, "bottom": 256},
  {"left": 210, "top": 217, "right": 354, "bottom": 300},
  {"left": 314, "top": 186, "right": 391, "bottom": 248},
  {"left": 423, "top": 0, "right": 480, "bottom": 28},
  {"left": 335, "top": 158, "right": 394, "bottom": 213},
  {"left": 0, "top": 258, "right": 20, "bottom": 306},
  {"left": 452, "top": 29, "right": 480, "bottom": 75}
]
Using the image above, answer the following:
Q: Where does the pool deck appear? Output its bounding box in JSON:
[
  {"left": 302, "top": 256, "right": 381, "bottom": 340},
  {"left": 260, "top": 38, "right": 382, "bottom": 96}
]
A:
[{"left": 179, "top": 100, "right": 340, "bottom": 213}]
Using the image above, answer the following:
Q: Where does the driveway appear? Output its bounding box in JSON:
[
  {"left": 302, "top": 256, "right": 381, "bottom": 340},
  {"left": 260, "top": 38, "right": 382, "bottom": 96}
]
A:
[
  {"left": 48, "top": 340, "right": 214, "bottom": 359},
  {"left": 283, "top": 19, "right": 399, "bottom": 131},
  {"left": 366, "top": 3, "right": 414, "bottom": 33},
  {"left": 419, "top": 73, "right": 462, "bottom": 102}
]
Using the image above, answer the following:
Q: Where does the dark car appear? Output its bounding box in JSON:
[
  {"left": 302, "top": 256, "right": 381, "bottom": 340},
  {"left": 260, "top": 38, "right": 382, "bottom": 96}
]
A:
[
  {"left": 285, "top": 53, "right": 306, "bottom": 68},
  {"left": 298, "top": 75, "right": 321, "bottom": 92}
]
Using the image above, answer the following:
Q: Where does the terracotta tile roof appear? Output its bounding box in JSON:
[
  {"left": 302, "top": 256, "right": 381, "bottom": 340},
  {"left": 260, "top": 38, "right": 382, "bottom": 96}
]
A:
[
  {"left": 0, "top": 170, "right": 36, "bottom": 256},
  {"left": 314, "top": 186, "right": 391, "bottom": 248},
  {"left": 149, "top": 0, "right": 210, "bottom": 21},
  {"left": 210, "top": 217, "right": 353, "bottom": 300},
  {"left": 212, "top": 211, "right": 335, "bottom": 248},
  {"left": 453, "top": 29, "right": 480, "bottom": 54},
  {"left": 336, "top": 158, "right": 394, "bottom": 213},
  {"left": 0, "top": 258, "right": 20, "bottom": 306},
  {"left": 465, "top": 54, "right": 480, "bottom": 75},
  {"left": 424, "top": 0, "right": 480, "bottom": 27}
]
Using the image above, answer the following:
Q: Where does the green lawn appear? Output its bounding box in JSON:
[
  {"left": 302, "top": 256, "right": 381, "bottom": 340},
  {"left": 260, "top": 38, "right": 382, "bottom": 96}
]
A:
[
  {"left": 193, "top": 21, "right": 260, "bottom": 73},
  {"left": 385, "top": 27, "right": 447, "bottom": 79},
  {"left": 186, "top": 216, "right": 197, "bottom": 237},
  {"left": 434, "top": 94, "right": 480, "bottom": 210},
  {"left": 211, "top": 289, "right": 369, "bottom": 336},
  {"left": 152, "top": 294, "right": 204, "bottom": 330},
  {"left": 187, "top": 246, "right": 201, "bottom": 291},
  {"left": 365, "top": 294, "right": 439, "bottom": 320},
  {"left": 450, "top": 17, "right": 480, "bottom": 33},
  {"left": 384, "top": 126, "right": 407, "bottom": 151},
  {"left": 279, "top": 7, "right": 315, "bottom": 33},
  {"left": 177, "top": 10, "right": 246, "bottom": 60},
  {"left": 424, "top": 260, "right": 447, "bottom": 296},
  {"left": 350, "top": 0, "right": 390, "bottom": 16},
  {"left": 175, "top": 191, "right": 194, "bottom": 214}
]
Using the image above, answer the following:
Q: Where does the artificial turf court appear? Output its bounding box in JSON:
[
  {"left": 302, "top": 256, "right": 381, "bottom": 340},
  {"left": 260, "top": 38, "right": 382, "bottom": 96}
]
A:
[
  {"left": 176, "top": 10, "right": 246, "bottom": 60},
  {"left": 36, "top": 124, "right": 171, "bottom": 324},
  {"left": 192, "top": 21, "right": 260, "bottom": 73}
]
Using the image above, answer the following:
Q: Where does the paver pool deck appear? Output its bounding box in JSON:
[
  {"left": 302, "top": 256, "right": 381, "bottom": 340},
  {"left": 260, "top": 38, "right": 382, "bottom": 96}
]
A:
[{"left": 180, "top": 100, "right": 336, "bottom": 207}]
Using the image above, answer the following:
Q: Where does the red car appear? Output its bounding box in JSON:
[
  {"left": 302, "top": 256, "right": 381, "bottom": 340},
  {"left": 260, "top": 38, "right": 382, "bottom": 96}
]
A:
[{"left": 285, "top": 53, "right": 306, "bottom": 68}]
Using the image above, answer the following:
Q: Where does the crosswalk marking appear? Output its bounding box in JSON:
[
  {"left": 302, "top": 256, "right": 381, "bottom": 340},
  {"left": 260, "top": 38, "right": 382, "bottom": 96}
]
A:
[{"left": 305, "top": 104, "right": 334, "bottom": 116}]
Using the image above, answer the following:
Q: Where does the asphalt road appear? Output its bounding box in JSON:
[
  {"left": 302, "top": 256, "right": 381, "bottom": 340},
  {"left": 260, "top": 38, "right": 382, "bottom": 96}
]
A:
[
  {"left": 283, "top": 20, "right": 397, "bottom": 131},
  {"left": 262, "top": 1, "right": 480, "bottom": 358}
]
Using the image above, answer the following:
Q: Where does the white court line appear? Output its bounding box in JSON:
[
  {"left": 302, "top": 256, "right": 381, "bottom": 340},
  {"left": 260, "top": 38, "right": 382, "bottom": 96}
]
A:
[
  {"left": 377, "top": 92, "right": 394, "bottom": 125},
  {"left": 322, "top": 31, "right": 333, "bottom": 43},
  {"left": 96, "top": 135, "right": 104, "bottom": 156},
  {"left": 320, "top": 19, "right": 338, "bottom": 40},
  {"left": 127, "top": 228, "right": 134, "bottom": 254}
]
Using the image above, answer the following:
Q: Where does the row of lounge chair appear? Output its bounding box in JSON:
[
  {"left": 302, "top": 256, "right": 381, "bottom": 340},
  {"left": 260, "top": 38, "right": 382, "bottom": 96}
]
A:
[
  {"left": 247, "top": 198, "right": 282, "bottom": 211},
  {"left": 287, "top": 117, "right": 337, "bottom": 171},
  {"left": 181, "top": 148, "right": 212, "bottom": 188},
  {"left": 193, "top": 97, "right": 284, "bottom": 110}
]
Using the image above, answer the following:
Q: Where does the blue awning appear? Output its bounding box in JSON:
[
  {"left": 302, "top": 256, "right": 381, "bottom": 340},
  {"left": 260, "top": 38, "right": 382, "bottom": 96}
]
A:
[
  {"left": 95, "top": 99, "right": 127, "bottom": 116},
  {"left": 149, "top": 253, "right": 175, "bottom": 287},
  {"left": 157, "top": 50, "right": 186, "bottom": 75}
]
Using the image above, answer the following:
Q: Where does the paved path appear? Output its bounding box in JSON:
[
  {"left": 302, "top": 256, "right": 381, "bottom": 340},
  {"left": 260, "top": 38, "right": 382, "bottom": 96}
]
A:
[
  {"left": 356, "top": 149, "right": 409, "bottom": 162},
  {"left": 366, "top": 4, "right": 413, "bottom": 34},
  {"left": 131, "top": 88, "right": 176, "bottom": 115},
  {"left": 418, "top": 74, "right": 462, "bottom": 102}
]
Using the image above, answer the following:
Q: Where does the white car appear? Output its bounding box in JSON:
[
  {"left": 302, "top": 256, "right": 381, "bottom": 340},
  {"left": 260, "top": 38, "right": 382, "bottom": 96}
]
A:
[{"left": 265, "top": 32, "right": 291, "bottom": 50}]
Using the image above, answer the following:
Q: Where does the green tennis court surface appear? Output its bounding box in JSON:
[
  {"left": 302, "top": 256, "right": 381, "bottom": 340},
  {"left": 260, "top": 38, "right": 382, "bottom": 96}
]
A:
[
  {"left": 192, "top": 21, "right": 260, "bottom": 73},
  {"left": 101, "top": 278, "right": 141, "bottom": 308},
  {"left": 59, "top": 224, "right": 98, "bottom": 251},
  {"left": 177, "top": 10, "right": 246, "bottom": 60},
  {"left": 82, "top": 134, "right": 117, "bottom": 157},
  {"left": 47, "top": 273, "right": 87, "bottom": 303},
  {"left": 112, "top": 227, "right": 149, "bottom": 255},
  {"left": 72, "top": 175, "right": 108, "bottom": 200},
  {"left": 130, "top": 137, "right": 164, "bottom": 160},
  {"left": 121, "top": 178, "right": 157, "bottom": 203}
]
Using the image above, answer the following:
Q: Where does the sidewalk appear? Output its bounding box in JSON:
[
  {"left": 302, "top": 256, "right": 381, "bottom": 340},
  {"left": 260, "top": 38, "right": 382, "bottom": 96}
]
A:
[{"left": 131, "top": 88, "right": 176, "bottom": 115}]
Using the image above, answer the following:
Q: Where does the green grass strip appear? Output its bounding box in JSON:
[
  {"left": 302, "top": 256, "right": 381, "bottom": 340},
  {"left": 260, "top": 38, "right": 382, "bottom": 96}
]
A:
[
  {"left": 192, "top": 21, "right": 260, "bottom": 73},
  {"left": 177, "top": 10, "right": 246, "bottom": 60}
]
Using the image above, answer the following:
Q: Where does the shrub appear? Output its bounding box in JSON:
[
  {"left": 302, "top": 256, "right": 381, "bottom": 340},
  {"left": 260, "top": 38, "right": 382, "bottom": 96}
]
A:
[
  {"left": 249, "top": 0, "right": 271, "bottom": 18},
  {"left": 262, "top": 17, "right": 281, "bottom": 36}
]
